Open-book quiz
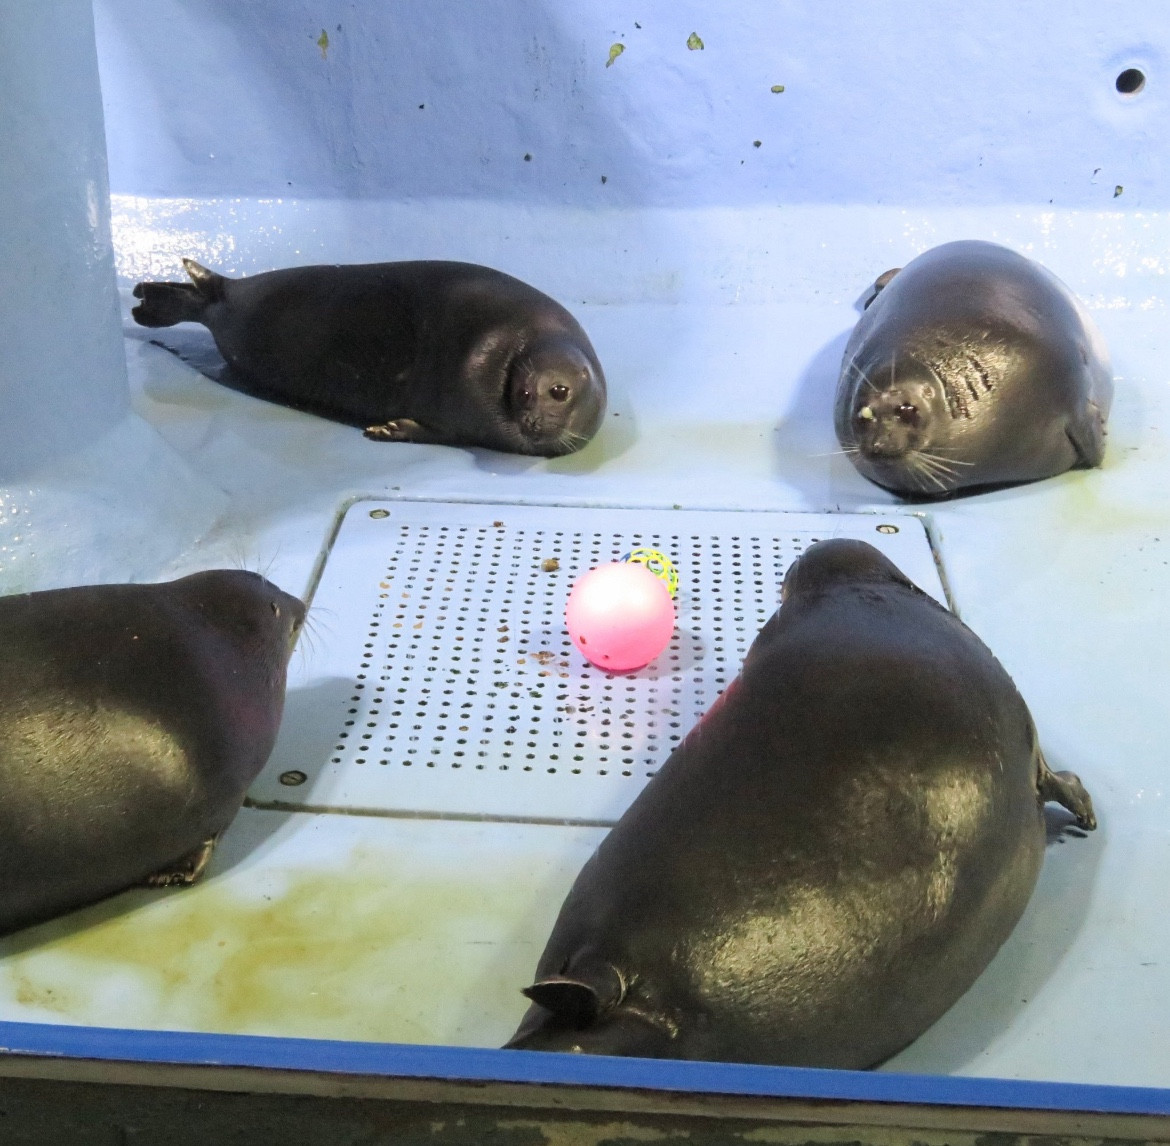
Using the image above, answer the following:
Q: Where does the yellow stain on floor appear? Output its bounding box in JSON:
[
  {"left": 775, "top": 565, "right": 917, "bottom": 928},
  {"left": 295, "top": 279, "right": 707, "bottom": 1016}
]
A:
[{"left": 0, "top": 844, "right": 552, "bottom": 1047}]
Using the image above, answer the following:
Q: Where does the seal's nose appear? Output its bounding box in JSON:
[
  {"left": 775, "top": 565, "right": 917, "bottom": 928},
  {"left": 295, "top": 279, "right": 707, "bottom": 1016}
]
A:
[{"left": 865, "top": 437, "right": 909, "bottom": 459}]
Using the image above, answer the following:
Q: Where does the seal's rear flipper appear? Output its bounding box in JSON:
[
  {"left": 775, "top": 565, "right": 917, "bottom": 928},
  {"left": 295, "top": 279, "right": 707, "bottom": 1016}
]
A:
[
  {"left": 506, "top": 987, "right": 673, "bottom": 1056},
  {"left": 1066, "top": 400, "right": 1108, "bottom": 469},
  {"left": 1037, "top": 754, "right": 1097, "bottom": 831},
  {"left": 142, "top": 834, "right": 221, "bottom": 888},
  {"left": 131, "top": 258, "right": 226, "bottom": 328},
  {"left": 863, "top": 267, "right": 903, "bottom": 309},
  {"left": 521, "top": 978, "right": 603, "bottom": 1028}
]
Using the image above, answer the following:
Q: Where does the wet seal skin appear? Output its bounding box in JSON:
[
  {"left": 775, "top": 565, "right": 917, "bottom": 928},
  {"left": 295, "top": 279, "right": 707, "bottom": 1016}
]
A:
[
  {"left": 507, "top": 539, "right": 1095, "bottom": 1068},
  {"left": 834, "top": 240, "right": 1113, "bottom": 498},
  {"left": 132, "top": 259, "right": 607, "bottom": 457},
  {"left": 0, "top": 571, "right": 304, "bottom": 935}
]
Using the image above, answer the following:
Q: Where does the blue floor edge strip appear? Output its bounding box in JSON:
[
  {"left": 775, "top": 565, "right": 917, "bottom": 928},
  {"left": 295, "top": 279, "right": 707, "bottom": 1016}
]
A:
[{"left": 0, "top": 1020, "right": 1166, "bottom": 1116}]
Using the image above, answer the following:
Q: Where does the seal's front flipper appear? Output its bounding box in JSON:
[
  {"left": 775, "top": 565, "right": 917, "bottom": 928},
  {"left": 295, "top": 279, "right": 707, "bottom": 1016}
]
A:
[
  {"left": 363, "top": 418, "right": 441, "bottom": 444},
  {"left": 863, "top": 267, "right": 903, "bottom": 309},
  {"left": 1037, "top": 752, "right": 1097, "bottom": 831},
  {"left": 143, "top": 834, "right": 221, "bottom": 888},
  {"left": 1066, "top": 399, "right": 1108, "bottom": 469}
]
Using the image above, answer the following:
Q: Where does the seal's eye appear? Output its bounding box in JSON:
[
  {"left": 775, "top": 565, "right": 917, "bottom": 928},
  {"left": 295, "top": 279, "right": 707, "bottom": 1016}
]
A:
[
  {"left": 549, "top": 384, "right": 570, "bottom": 402},
  {"left": 896, "top": 403, "right": 918, "bottom": 425},
  {"left": 270, "top": 602, "right": 281, "bottom": 617}
]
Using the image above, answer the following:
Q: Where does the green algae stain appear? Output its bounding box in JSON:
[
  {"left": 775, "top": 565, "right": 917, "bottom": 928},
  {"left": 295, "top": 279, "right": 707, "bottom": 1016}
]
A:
[
  {"left": 0, "top": 849, "right": 531, "bottom": 1044},
  {"left": 771, "top": 84, "right": 786, "bottom": 93},
  {"left": 606, "top": 42, "right": 625, "bottom": 68},
  {"left": 316, "top": 29, "right": 329, "bottom": 59},
  {"left": 1050, "top": 466, "right": 1170, "bottom": 538},
  {"left": 686, "top": 32, "right": 704, "bottom": 51},
  {"left": 14, "top": 978, "right": 78, "bottom": 1012}
]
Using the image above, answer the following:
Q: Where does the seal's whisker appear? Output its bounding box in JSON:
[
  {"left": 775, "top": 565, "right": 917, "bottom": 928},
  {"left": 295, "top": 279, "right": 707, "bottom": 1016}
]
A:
[
  {"left": 842, "top": 352, "right": 879, "bottom": 395},
  {"left": 903, "top": 456, "right": 930, "bottom": 492},
  {"left": 919, "top": 460, "right": 959, "bottom": 479},
  {"left": 557, "top": 429, "right": 589, "bottom": 452},
  {"left": 914, "top": 454, "right": 957, "bottom": 486},
  {"left": 907, "top": 456, "right": 935, "bottom": 493},
  {"left": 926, "top": 467, "right": 950, "bottom": 491},
  {"left": 921, "top": 449, "right": 974, "bottom": 466},
  {"left": 303, "top": 605, "right": 333, "bottom": 630},
  {"left": 915, "top": 452, "right": 954, "bottom": 475},
  {"left": 908, "top": 454, "right": 948, "bottom": 492},
  {"left": 924, "top": 467, "right": 948, "bottom": 492},
  {"left": 915, "top": 465, "right": 940, "bottom": 493},
  {"left": 916, "top": 452, "right": 966, "bottom": 482},
  {"left": 295, "top": 628, "right": 319, "bottom": 664}
]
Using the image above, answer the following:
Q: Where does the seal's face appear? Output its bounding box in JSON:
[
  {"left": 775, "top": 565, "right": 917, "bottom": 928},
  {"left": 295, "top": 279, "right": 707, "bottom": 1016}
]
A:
[
  {"left": 839, "top": 362, "right": 963, "bottom": 494},
  {"left": 174, "top": 570, "right": 306, "bottom": 680},
  {"left": 507, "top": 337, "right": 607, "bottom": 456}
]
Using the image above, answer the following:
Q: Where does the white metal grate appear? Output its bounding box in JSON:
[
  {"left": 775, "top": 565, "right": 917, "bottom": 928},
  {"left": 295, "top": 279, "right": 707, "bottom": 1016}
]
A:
[{"left": 250, "top": 502, "right": 947, "bottom": 823}]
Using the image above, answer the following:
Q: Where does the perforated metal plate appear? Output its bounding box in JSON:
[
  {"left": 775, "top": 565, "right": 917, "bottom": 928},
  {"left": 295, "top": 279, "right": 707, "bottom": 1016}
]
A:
[{"left": 251, "top": 501, "right": 947, "bottom": 824}]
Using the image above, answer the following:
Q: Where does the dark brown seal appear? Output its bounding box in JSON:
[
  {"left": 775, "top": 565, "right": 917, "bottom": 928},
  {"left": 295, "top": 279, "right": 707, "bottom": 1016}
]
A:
[
  {"left": 0, "top": 570, "right": 304, "bottom": 935},
  {"left": 132, "top": 259, "right": 607, "bottom": 457},
  {"left": 507, "top": 539, "right": 1095, "bottom": 1068},
  {"left": 834, "top": 240, "right": 1113, "bottom": 497}
]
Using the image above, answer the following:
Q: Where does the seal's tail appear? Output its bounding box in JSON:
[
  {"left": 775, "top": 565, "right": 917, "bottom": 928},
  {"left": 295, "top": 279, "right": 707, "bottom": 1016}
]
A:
[{"left": 131, "top": 258, "right": 226, "bottom": 327}]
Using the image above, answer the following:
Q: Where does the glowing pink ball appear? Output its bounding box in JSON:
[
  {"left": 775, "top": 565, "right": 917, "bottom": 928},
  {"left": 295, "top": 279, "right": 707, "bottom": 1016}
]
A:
[{"left": 565, "top": 562, "right": 676, "bottom": 673}]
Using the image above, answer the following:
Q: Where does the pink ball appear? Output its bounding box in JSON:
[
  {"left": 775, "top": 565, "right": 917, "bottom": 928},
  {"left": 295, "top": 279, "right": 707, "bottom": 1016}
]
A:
[{"left": 565, "top": 562, "right": 676, "bottom": 673}]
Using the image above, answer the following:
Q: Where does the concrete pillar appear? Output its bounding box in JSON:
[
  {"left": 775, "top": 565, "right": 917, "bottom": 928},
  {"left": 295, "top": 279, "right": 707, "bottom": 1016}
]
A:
[{"left": 0, "top": 0, "right": 129, "bottom": 482}]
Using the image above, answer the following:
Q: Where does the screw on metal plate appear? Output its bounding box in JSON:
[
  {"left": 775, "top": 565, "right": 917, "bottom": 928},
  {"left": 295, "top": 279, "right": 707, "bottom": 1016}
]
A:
[
  {"left": 369, "top": 509, "right": 390, "bottom": 519},
  {"left": 876, "top": 523, "right": 899, "bottom": 534},
  {"left": 279, "top": 770, "right": 308, "bottom": 786}
]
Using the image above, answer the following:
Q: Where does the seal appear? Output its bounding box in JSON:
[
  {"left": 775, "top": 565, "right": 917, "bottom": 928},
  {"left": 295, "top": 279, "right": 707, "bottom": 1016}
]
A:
[
  {"left": 506, "top": 539, "right": 1095, "bottom": 1068},
  {"left": 0, "top": 570, "right": 304, "bottom": 935},
  {"left": 834, "top": 240, "right": 1113, "bottom": 497},
  {"left": 132, "top": 259, "right": 607, "bottom": 457}
]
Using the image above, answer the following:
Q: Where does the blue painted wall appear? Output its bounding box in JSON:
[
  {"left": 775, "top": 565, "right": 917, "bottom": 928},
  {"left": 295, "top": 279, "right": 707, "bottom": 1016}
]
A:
[{"left": 94, "top": 1, "right": 1165, "bottom": 208}]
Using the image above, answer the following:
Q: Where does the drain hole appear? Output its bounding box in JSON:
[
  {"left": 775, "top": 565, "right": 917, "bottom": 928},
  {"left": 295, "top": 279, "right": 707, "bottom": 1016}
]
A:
[{"left": 1116, "top": 67, "right": 1146, "bottom": 94}]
